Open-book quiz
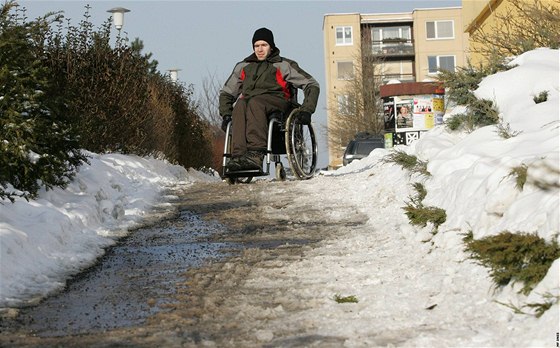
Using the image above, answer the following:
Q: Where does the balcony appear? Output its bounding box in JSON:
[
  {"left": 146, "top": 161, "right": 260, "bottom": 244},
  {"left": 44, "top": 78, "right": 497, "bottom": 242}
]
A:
[
  {"left": 372, "top": 39, "right": 414, "bottom": 56},
  {"left": 378, "top": 74, "right": 415, "bottom": 84}
]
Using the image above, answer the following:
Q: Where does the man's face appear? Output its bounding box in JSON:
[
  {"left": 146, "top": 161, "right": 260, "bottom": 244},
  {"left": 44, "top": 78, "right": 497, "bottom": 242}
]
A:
[{"left": 253, "top": 40, "right": 271, "bottom": 61}]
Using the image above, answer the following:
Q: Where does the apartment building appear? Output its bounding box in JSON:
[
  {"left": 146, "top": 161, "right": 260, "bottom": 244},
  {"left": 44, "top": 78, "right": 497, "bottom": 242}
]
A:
[
  {"left": 323, "top": 7, "right": 467, "bottom": 169},
  {"left": 462, "top": 0, "right": 502, "bottom": 67},
  {"left": 462, "top": 0, "right": 560, "bottom": 66}
]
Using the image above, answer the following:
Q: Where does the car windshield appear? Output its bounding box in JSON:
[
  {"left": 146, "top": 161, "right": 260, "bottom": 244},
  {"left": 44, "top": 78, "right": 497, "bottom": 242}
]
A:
[{"left": 355, "top": 141, "right": 383, "bottom": 155}]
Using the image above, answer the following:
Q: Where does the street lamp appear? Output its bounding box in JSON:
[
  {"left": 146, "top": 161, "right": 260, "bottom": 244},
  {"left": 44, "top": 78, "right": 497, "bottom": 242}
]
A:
[
  {"left": 167, "top": 68, "right": 181, "bottom": 83},
  {"left": 107, "top": 7, "right": 130, "bottom": 31}
]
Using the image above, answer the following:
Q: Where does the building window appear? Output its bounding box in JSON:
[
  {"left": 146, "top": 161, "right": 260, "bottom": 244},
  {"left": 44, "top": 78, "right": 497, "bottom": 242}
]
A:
[
  {"left": 337, "top": 61, "right": 354, "bottom": 80},
  {"left": 426, "top": 20, "right": 454, "bottom": 39},
  {"left": 428, "top": 55, "right": 456, "bottom": 74},
  {"left": 380, "top": 60, "right": 414, "bottom": 82},
  {"left": 371, "top": 26, "right": 413, "bottom": 55},
  {"left": 372, "top": 26, "right": 411, "bottom": 41},
  {"left": 335, "top": 26, "right": 353, "bottom": 45}
]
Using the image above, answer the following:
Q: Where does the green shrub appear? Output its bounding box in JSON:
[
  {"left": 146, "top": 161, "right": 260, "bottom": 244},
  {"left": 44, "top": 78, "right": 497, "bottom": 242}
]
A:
[
  {"left": 333, "top": 294, "right": 359, "bottom": 303},
  {"left": 410, "top": 182, "right": 427, "bottom": 203},
  {"left": 403, "top": 203, "right": 447, "bottom": 231},
  {"left": 41, "top": 5, "right": 213, "bottom": 168},
  {"left": 439, "top": 56, "right": 508, "bottom": 133},
  {"left": 495, "top": 120, "right": 521, "bottom": 139},
  {"left": 144, "top": 73, "right": 213, "bottom": 168},
  {"left": 508, "top": 164, "right": 528, "bottom": 191},
  {"left": 533, "top": 90, "right": 548, "bottom": 104},
  {"left": 383, "top": 150, "right": 431, "bottom": 177},
  {"left": 445, "top": 98, "right": 500, "bottom": 132},
  {"left": 445, "top": 114, "right": 464, "bottom": 131},
  {"left": 43, "top": 7, "right": 153, "bottom": 155},
  {"left": 0, "top": 2, "right": 87, "bottom": 201},
  {"left": 402, "top": 183, "right": 446, "bottom": 234},
  {"left": 463, "top": 231, "right": 560, "bottom": 295},
  {"left": 1, "top": 1, "right": 215, "bottom": 202},
  {"left": 438, "top": 56, "right": 510, "bottom": 106},
  {"left": 470, "top": 99, "right": 500, "bottom": 126}
]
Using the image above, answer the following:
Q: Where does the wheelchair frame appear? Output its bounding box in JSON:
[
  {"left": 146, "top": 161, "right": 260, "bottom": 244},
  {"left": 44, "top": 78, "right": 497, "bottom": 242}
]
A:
[{"left": 222, "top": 108, "right": 318, "bottom": 184}]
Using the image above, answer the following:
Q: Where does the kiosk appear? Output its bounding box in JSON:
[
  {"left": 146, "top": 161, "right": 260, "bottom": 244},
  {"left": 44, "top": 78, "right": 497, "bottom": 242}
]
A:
[{"left": 380, "top": 82, "right": 445, "bottom": 147}]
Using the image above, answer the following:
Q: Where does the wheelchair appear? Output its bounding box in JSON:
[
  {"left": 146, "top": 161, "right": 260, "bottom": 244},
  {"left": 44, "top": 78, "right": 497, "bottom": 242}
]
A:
[{"left": 222, "top": 107, "right": 318, "bottom": 184}]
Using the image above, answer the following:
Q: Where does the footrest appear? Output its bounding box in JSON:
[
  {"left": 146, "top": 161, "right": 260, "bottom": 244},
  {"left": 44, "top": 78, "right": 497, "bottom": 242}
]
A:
[{"left": 224, "top": 168, "right": 267, "bottom": 178}]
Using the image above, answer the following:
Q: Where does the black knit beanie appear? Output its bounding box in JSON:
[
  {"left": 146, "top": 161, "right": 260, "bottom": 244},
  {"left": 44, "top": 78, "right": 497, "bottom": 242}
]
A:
[{"left": 252, "top": 27, "right": 275, "bottom": 49}]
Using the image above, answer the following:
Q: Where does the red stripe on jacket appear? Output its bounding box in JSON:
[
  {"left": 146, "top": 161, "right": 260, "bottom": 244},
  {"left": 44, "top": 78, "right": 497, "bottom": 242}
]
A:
[{"left": 276, "top": 68, "right": 291, "bottom": 100}]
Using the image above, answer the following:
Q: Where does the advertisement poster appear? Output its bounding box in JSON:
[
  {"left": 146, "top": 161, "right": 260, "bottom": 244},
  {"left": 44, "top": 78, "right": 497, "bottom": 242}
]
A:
[
  {"left": 432, "top": 96, "right": 444, "bottom": 112},
  {"left": 396, "top": 100, "right": 414, "bottom": 130},
  {"left": 383, "top": 92, "right": 444, "bottom": 146},
  {"left": 385, "top": 94, "right": 444, "bottom": 132},
  {"left": 384, "top": 132, "right": 393, "bottom": 148},
  {"left": 383, "top": 102, "right": 395, "bottom": 130},
  {"left": 412, "top": 96, "right": 435, "bottom": 130},
  {"left": 432, "top": 95, "right": 445, "bottom": 125},
  {"left": 413, "top": 96, "right": 433, "bottom": 114},
  {"left": 411, "top": 112, "right": 435, "bottom": 129}
]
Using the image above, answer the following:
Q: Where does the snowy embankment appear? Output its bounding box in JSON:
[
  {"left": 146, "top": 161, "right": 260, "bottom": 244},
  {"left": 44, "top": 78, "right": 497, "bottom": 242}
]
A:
[
  {"left": 319, "top": 48, "right": 558, "bottom": 346},
  {"left": 0, "top": 152, "right": 219, "bottom": 309}
]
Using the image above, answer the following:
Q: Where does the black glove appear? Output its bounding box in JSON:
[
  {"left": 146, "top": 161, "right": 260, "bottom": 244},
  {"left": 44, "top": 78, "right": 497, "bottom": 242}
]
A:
[
  {"left": 295, "top": 110, "right": 312, "bottom": 125},
  {"left": 221, "top": 115, "right": 232, "bottom": 132}
]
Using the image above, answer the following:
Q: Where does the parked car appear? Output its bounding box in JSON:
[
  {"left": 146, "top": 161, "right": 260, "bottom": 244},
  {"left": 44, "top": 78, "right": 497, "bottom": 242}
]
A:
[{"left": 343, "top": 134, "right": 385, "bottom": 166}]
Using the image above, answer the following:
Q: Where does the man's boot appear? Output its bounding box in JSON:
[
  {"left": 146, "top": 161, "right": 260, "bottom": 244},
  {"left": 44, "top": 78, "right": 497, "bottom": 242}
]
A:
[
  {"left": 238, "top": 150, "right": 264, "bottom": 170},
  {"left": 226, "top": 157, "right": 242, "bottom": 171}
]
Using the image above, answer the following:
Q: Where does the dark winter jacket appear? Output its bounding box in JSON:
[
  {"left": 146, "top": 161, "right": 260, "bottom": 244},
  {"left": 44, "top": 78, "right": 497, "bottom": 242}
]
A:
[{"left": 219, "top": 48, "right": 320, "bottom": 117}]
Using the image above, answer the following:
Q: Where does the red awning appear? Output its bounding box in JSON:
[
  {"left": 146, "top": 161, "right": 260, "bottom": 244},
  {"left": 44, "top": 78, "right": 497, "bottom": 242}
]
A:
[{"left": 380, "top": 82, "right": 444, "bottom": 98}]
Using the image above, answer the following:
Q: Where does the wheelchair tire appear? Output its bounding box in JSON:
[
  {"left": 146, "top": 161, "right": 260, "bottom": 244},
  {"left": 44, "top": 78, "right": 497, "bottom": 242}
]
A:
[{"left": 285, "top": 110, "right": 318, "bottom": 180}]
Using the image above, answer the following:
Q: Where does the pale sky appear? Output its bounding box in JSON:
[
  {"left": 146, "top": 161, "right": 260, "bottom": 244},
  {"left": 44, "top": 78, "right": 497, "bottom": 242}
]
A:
[{"left": 19, "top": 0, "right": 461, "bottom": 169}]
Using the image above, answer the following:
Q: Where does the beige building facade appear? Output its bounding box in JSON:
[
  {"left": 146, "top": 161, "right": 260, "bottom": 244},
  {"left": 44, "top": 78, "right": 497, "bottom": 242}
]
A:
[
  {"left": 461, "top": 0, "right": 560, "bottom": 66},
  {"left": 462, "top": 0, "right": 505, "bottom": 65},
  {"left": 323, "top": 7, "right": 468, "bottom": 168}
]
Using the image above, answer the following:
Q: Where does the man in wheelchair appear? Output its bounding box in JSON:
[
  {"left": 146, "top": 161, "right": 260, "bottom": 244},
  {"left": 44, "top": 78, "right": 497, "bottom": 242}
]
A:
[{"left": 219, "top": 27, "right": 320, "bottom": 172}]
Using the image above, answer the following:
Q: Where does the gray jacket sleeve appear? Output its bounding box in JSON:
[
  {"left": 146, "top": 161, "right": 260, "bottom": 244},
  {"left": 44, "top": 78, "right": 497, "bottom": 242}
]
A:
[
  {"left": 283, "top": 59, "right": 320, "bottom": 114},
  {"left": 219, "top": 62, "right": 246, "bottom": 117}
]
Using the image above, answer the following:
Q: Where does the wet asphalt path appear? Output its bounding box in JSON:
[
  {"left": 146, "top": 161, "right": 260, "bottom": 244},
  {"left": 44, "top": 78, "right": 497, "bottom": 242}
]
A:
[
  {"left": 0, "top": 182, "right": 244, "bottom": 345},
  {"left": 1, "top": 210, "right": 232, "bottom": 338},
  {"left": 0, "top": 179, "right": 366, "bottom": 347}
]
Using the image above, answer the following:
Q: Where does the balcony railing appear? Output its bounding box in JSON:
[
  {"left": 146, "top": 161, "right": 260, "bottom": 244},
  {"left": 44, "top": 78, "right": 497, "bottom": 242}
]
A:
[
  {"left": 378, "top": 74, "right": 415, "bottom": 83},
  {"left": 372, "top": 39, "right": 414, "bottom": 56}
]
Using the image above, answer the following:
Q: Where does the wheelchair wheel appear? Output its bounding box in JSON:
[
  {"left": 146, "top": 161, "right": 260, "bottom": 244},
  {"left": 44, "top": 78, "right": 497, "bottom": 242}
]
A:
[{"left": 285, "top": 111, "right": 317, "bottom": 179}]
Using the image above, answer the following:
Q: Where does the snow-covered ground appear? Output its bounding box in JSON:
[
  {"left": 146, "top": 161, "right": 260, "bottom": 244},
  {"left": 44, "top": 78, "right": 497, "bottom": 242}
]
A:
[
  {"left": 0, "top": 153, "right": 221, "bottom": 309},
  {"left": 0, "top": 48, "right": 558, "bottom": 346}
]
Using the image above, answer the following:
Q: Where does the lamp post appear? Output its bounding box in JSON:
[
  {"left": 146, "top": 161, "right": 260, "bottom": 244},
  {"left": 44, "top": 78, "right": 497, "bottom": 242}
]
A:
[
  {"left": 107, "top": 7, "right": 130, "bottom": 31},
  {"left": 167, "top": 68, "right": 181, "bottom": 83}
]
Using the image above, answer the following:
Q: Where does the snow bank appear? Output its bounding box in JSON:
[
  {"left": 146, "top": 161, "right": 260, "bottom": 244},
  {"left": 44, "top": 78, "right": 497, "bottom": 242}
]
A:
[{"left": 0, "top": 152, "right": 219, "bottom": 308}]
